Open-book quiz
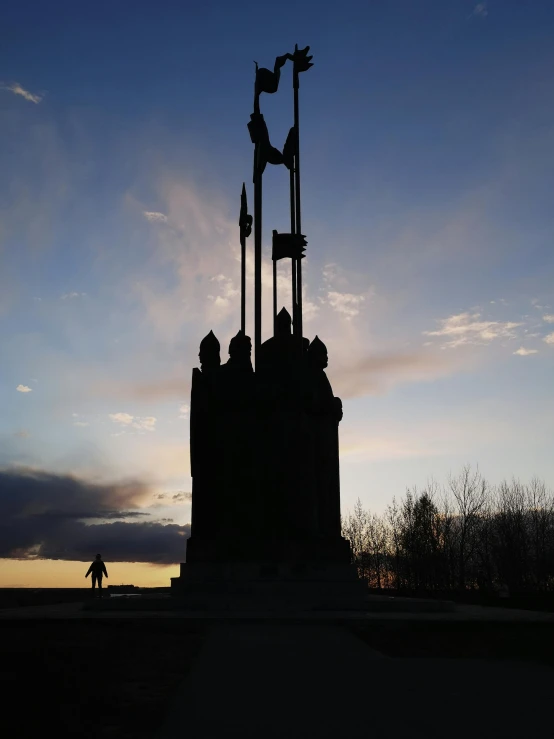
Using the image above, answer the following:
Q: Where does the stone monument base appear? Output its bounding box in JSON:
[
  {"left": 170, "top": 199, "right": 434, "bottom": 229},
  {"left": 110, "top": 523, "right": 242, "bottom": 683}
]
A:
[{"left": 168, "top": 534, "right": 364, "bottom": 610}]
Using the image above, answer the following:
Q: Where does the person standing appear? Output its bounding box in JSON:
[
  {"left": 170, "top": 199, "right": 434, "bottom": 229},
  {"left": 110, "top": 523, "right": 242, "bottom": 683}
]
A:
[{"left": 85, "top": 553, "right": 108, "bottom": 597}]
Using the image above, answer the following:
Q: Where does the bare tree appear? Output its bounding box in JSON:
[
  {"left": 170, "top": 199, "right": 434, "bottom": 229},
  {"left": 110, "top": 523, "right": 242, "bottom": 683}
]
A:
[
  {"left": 525, "top": 478, "right": 554, "bottom": 592},
  {"left": 341, "top": 468, "right": 554, "bottom": 599},
  {"left": 448, "top": 465, "right": 487, "bottom": 591},
  {"left": 493, "top": 479, "right": 529, "bottom": 592}
]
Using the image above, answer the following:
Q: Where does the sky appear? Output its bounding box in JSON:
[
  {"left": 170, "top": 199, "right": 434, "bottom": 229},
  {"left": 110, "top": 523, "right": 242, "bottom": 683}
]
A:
[{"left": 1, "top": 0, "right": 553, "bottom": 587}]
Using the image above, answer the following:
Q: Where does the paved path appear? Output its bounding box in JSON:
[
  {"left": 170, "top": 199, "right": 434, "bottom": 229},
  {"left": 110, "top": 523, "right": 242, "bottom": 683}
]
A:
[{"left": 157, "top": 621, "right": 554, "bottom": 739}]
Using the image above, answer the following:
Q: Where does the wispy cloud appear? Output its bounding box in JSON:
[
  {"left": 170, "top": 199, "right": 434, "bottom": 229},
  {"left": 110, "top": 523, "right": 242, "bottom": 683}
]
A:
[
  {"left": 321, "top": 262, "right": 370, "bottom": 319},
  {"left": 16, "top": 385, "right": 32, "bottom": 393},
  {"left": 13, "top": 430, "right": 30, "bottom": 439},
  {"left": 469, "top": 3, "right": 488, "bottom": 19},
  {"left": 514, "top": 347, "right": 538, "bottom": 356},
  {"left": 543, "top": 315, "right": 554, "bottom": 324},
  {"left": 544, "top": 333, "right": 554, "bottom": 345},
  {"left": 1, "top": 81, "right": 43, "bottom": 104},
  {"left": 73, "top": 421, "right": 90, "bottom": 427},
  {"left": 61, "top": 292, "right": 86, "bottom": 300},
  {"left": 178, "top": 404, "right": 189, "bottom": 419},
  {"left": 326, "top": 291, "right": 366, "bottom": 319},
  {"left": 207, "top": 274, "right": 240, "bottom": 311},
  {"left": 108, "top": 412, "right": 157, "bottom": 432},
  {"left": 156, "top": 491, "right": 192, "bottom": 503},
  {"left": 143, "top": 211, "right": 168, "bottom": 223},
  {"left": 424, "top": 312, "right": 522, "bottom": 349}
]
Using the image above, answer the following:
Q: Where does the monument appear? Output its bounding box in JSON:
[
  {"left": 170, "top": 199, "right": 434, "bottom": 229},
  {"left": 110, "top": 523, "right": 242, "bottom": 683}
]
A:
[{"left": 171, "top": 46, "right": 361, "bottom": 606}]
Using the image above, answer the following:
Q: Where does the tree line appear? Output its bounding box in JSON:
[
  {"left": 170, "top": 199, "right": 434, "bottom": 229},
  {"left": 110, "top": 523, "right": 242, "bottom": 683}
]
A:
[{"left": 341, "top": 465, "right": 554, "bottom": 596}]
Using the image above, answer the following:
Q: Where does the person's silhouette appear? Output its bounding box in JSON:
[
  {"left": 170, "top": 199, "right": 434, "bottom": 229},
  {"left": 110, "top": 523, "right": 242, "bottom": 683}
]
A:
[{"left": 85, "top": 553, "right": 108, "bottom": 598}]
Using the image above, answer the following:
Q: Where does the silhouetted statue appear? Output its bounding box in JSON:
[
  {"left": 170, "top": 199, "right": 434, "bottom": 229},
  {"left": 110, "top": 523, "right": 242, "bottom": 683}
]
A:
[
  {"left": 85, "top": 554, "right": 108, "bottom": 598},
  {"left": 225, "top": 330, "right": 253, "bottom": 373},
  {"left": 305, "top": 336, "right": 342, "bottom": 537},
  {"left": 258, "top": 308, "right": 296, "bottom": 379},
  {"left": 198, "top": 330, "right": 221, "bottom": 372},
  {"left": 189, "top": 331, "right": 223, "bottom": 551},
  {"left": 253, "top": 309, "right": 318, "bottom": 541},
  {"left": 172, "top": 43, "right": 355, "bottom": 588},
  {"left": 218, "top": 330, "right": 257, "bottom": 542}
]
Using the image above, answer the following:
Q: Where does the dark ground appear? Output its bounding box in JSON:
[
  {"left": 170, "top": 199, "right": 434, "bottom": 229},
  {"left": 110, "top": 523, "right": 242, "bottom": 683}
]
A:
[
  {"left": 349, "top": 620, "right": 554, "bottom": 666},
  {"left": 0, "top": 588, "right": 170, "bottom": 609},
  {"left": 1, "top": 616, "right": 554, "bottom": 738},
  {"left": 0, "top": 619, "right": 206, "bottom": 739}
]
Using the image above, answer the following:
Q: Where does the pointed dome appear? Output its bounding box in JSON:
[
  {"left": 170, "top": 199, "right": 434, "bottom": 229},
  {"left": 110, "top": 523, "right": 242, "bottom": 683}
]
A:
[
  {"left": 199, "top": 330, "right": 221, "bottom": 370},
  {"left": 308, "top": 335, "right": 327, "bottom": 354},
  {"left": 276, "top": 307, "right": 292, "bottom": 335},
  {"left": 307, "top": 335, "right": 328, "bottom": 369},
  {"left": 200, "top": 330, "right": 220, "bottom": 352},
  {"left": 229, "top": 329, "right": 252, "bottom": 354}
]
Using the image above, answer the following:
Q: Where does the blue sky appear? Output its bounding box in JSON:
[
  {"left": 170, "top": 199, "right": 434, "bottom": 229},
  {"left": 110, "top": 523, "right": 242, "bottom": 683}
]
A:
[{"left": 1, "top": 0, "right": 554, "bottom": 583}]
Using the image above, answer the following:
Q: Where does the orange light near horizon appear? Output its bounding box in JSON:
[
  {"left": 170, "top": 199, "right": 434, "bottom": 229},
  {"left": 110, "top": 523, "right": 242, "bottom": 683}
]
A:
[{"left": 0, "top": 558, "right": 179, "bottom": 588}]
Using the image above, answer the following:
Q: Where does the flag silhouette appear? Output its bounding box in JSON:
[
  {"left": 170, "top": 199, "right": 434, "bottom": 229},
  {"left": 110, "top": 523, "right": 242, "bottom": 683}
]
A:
[{"left": 272, "top": 231, "right": 307, "bottom": 261}]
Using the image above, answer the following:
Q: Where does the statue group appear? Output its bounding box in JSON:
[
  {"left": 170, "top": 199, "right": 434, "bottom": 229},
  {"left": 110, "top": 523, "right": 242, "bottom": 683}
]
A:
[
  {"left": 186, "top": 316, "right": 348, "bottom": 567},
  {"left": 174, "top": 45, "right": 354, "bottom": 587}
]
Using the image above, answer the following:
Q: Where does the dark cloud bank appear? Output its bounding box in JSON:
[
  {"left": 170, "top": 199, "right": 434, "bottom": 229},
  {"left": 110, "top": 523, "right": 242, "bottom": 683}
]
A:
[{"left": 0, "top": 468, "right": 190, "bottom": 564}]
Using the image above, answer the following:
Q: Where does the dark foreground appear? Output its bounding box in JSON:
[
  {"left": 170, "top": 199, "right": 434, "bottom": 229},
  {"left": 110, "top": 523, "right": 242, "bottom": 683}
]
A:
[
  {"left": 2, "top": 616, "right": 554, "bottom": 738},
  {"left": 350, "top": 620, "right": 554, "bottom": 666},
  {"left": 1, "top": 619, "right": 205, "bottom": 739}
]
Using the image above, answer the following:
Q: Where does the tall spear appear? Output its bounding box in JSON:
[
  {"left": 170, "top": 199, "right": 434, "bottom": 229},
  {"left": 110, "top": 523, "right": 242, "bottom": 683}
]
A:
[
  {"left": 239, "top": 183, "right": 252, "bottom": 335},
  {"left": 283, "top": 127, "right": 297, "bottom": 335},
  {"left": 252, "top": 70, "right": 263, "bottom": 366},
  {"left": 291, "top": 45, "right": 313, "bottom": 349}
]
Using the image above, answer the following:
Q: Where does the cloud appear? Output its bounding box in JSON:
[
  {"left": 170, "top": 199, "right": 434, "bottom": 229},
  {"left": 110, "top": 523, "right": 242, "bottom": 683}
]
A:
[
  {"left": 207, "top": 274, "right": 240, "bottom": 311},
  {"left": 143, "top": 210, "right": 168, "bottom": 223},
  {"left": 469, "top": 3, "right": 488, "bottom": 19},
  {"left": 156, "top": 491, "right": 192, "bottom": 504},
  {"left": 109, "top": 412, "right": 157, "bottom": 431},
  {"left": 325, "top": 291, "right": 366, "bottom": 319},
  {"left": 424, "top": 312, "right": 522, "bottom": 349},
  {"left": 61, "top": 292, "right": 86, "bottom": 300},
  {"left": 0, "top": 81, "right": 43, "bottom": 104},
  {"left": 320, "top": 261, "right": 369, "bottom": 319},
  {"left": 331, "top": 349, "right": 463, "bottom": 400},
  {"left": 16, "top": 385, "right": 32, "bottom": 393},
  {"left": 13, "top": 431, "right": 30, "bottom": 439},
  {"left": 0, "top": 467, "right": 188, "bottom": 563},
  {"left": 179, "top": 404, "right": 190, "bottom": 419},
  {"left": 513, "top": 347, "right": 538, "bottom": 356},
  {"left": 544, "top": 333, "right": 554, "bottom": 345},
  {"left": 109, "top": 412, "right": 134, "bottom": 425},
  {"left": 543, "top": 315, "right": 554, "bottom": 323},
  {"left": 73, "top": 421, "right": 90, "bottom": 427}
]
